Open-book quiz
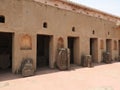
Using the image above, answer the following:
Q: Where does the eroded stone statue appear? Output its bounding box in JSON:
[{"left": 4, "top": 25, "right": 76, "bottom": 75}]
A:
[
  {"left": 56, "top": 48, "right": 70, "bottom": 70},
  {"left": 20, "top": 58, "right": 35, "bottom": 77},
  {"left": 103, "top": 52, "right": 112, "bottom": 63},
  {"left": 81, "top": 55, "right": 93, "bottom": 67}
]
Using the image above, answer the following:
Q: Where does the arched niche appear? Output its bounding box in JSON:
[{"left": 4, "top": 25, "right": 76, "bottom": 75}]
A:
[
  {"left": 57, "top": 37, "right": 64, "bottom": 48},
  {"left": 20, "top": 34, "right": 32, "bottom": 50}
]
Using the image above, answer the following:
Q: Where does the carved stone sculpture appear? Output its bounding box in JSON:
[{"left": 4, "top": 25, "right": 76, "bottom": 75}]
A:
[
  {"left": 56, "top": 48, "right": 70, "bottom": 70},
  {"left": 81, "top": 55, "right": 93, "bottom": 67},
  {"left": 20, "top": 58, "right": 34, "bottom": 77},
  {"left": 103, "top": 52, "right": 112, "bottom": 63}
]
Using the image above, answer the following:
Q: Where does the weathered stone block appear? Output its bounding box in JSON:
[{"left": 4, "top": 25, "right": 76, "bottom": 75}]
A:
[
  {"left": 56, "top": 48, "right": 70, "bottom": 70},
  {"left": 81, "top": 55, "right": 93, "bottom": 67},
  {"left": 103, "top": 52, "right": 112, "bottom": 63},
  {"left": 20, "top": 58, "right": 35, "bottom": 77}
]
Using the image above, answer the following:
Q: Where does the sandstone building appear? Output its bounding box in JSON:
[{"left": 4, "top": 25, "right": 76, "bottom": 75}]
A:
[{"left": 0, "top": 0, "right": 120, "bottom": 73}]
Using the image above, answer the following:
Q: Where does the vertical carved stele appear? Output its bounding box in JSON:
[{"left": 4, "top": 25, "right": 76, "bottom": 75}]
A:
[
  {"left": 20, "top": 34, "right": 32, "bottom": 50},
  {"left": 57, "top": 37, "right": 64, "bottom": 48}
]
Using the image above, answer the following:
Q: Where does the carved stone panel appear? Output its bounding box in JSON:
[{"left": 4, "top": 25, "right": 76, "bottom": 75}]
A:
[
  {"left": 56, "top": 48, "right": 70, "bottom": 70},
  {"left": 20, "top": 58, "right": 34, "bottom": 77},
  {"left": 81, "top": 55, "right": 93, "bottom": 67},
  {"left": 103, "top": 52, "right": 112, "bottom": 63}
]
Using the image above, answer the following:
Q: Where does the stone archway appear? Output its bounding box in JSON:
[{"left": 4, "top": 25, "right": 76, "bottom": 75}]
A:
[{"left": 57, "top": 37, "right": 64, "bottom": 48}]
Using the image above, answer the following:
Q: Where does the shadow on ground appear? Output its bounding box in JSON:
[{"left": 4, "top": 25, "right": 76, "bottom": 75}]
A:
[
  {"left": 0, "top": 61, "right": 119, "bottom": 82},
  {"left": 0, "top": 65, "right": 82, "bottom": 82},
  {"left": 0, "top": 69, "right": 21, "bottom": 82}
]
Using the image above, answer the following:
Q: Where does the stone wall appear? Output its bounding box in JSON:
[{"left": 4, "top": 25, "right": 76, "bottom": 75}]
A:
[{"left": 0, "top": 0, "right": 119, "bottom": 73}]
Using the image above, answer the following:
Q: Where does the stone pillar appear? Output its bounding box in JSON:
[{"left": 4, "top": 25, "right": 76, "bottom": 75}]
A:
[
  {"left": 49, "top": 35, "right": 57, "bottom": 68},
  {"left": 12, "top": 32, "right": 36, "bottom": 73}
]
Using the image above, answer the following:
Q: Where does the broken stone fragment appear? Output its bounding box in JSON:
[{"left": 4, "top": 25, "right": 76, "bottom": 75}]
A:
[
  {"left": 56, "top": 48, "right": 70, "bottom": 70},
  {"left": 20, "top": 58, "right": 35, "bottom": 77}
]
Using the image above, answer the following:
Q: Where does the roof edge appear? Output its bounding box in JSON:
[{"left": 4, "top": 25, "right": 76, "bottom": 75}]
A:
[
  {"left": 34, "top": 0, "right": 120, "bottom": 22},
  {"left": 61, "top": 0, "right": 120, "bottom": 20}
]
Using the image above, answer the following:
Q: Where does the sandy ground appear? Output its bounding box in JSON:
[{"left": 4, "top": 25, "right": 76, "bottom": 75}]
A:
[{"left": 0, "top": 62, "right": 120, "bottom": 90}]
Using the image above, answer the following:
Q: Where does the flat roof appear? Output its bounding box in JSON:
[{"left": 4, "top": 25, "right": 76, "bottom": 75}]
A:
[
  {"left": 62, "top": 0, "right": 120, "bottom": 19},
  {"left": 34, "top": 0, "right": 120, "bottom": 23}
]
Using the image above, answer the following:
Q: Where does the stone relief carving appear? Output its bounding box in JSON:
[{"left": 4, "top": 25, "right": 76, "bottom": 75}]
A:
[
  {"left": 56, "top": 37, "right": 70, "bottom": 70},
  {"left": 56, "top": 48, "right": 70, "bottom": 70},
  {"left": 19, "top": 58, "right": 35, "bottom": 77},
  {"left": 103, "top": 52, "right": 112, "bottom": 63},
  {"left": 81, "top": 55, "right": 93, "bottom": 67}
]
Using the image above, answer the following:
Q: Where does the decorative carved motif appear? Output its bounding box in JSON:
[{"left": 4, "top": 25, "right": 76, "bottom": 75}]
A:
[
  {"left": 56, "top": 48, "right": 70, "bottom": 70},
  {"left": 56, "top": 37, "right": 70, "bottom": 70},
  {"left": 81, "top": 55, "right": 93, "bottom": 67},
  {"left": 103, "top": 52, "right": 112, "bottom": 63},
  {"left": 20, "top": 58, "right": 34, "bottom": 77},
  {"left": 20, "top": 34, "right": 32, "bottom": 50}
]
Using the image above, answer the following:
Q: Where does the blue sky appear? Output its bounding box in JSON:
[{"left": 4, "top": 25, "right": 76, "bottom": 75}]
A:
[{"left": 69, "top": 0, "right": 120, "bottom": 16}]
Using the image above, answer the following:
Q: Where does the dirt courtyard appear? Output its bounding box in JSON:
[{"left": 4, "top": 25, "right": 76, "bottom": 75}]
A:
[{"left": 0, "top": 62, "right": 120, "bottom": 90}]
